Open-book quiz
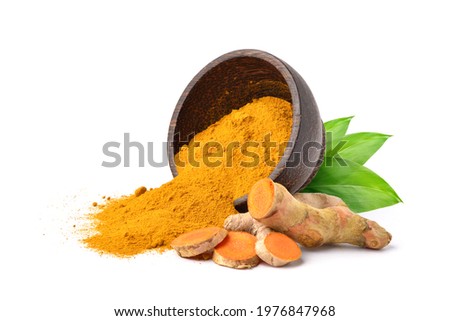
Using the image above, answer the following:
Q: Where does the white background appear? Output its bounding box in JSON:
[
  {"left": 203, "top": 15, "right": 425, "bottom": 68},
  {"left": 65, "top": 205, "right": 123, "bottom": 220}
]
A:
[{"left": 1, "top": 1, "right": 449, "bottom": 320}]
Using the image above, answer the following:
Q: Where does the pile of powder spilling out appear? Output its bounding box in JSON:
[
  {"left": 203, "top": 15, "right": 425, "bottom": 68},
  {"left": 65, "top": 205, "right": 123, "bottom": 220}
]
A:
[{"left": 83, "top": 96, "right": 293, "bottom": 256}]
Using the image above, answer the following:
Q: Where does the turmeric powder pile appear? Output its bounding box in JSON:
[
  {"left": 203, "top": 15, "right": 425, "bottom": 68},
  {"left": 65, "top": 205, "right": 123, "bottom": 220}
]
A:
[{"left": 83, "top": 96, "right": 293, "bottom": 256}]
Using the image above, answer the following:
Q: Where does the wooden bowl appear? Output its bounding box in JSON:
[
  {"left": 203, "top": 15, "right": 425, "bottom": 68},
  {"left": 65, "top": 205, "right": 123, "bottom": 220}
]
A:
[{"left": 167, "top": 49, "right": 325, "bottom": 212}]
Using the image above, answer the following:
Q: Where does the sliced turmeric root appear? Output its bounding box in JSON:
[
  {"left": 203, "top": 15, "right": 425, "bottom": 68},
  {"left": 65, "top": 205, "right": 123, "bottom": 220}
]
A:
[
  {"left": 224, "top": 212, "right": 302, "bottom": 267},
  {"left": 256, "top": 232, "right": 302, "bottom": 267},
  {"left": 171, "top": 226, "right": 227, "bottom": 258},
  {"left": 213, "top": 231, "right": 260, "bottom": 269}
]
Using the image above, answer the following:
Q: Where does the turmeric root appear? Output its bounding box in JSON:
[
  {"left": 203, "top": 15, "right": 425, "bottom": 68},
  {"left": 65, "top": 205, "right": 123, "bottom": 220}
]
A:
[
  {"left": 293, "top": 192, "right": 346, "bottom": 209},
  {"left": 171, "top": 226, "right": 227, "bottom": 258},
  {"left": 224, "top": 213, "right": 302, "bottom": 267},
  {"left": 246, "top": 178, "right": 392, "bottom": 249},
  {"left": 212, "top": 231, "right": 260, "bottom": 269}
]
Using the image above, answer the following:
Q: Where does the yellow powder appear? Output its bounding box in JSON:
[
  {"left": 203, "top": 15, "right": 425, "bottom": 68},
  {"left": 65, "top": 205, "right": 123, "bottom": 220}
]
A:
[{"left": 83, "top": 96, "right": 293, "bottom": 256}]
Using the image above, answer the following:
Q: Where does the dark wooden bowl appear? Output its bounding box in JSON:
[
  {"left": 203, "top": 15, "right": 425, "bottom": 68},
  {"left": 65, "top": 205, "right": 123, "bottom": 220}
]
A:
[{"left": 167, "top": 49, "right": 325, "bottom": 212}]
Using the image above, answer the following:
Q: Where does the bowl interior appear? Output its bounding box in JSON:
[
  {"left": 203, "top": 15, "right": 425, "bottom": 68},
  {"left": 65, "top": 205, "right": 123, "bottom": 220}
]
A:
[{"left": 169, "top": 54, "right": 296, "bottom": 169}]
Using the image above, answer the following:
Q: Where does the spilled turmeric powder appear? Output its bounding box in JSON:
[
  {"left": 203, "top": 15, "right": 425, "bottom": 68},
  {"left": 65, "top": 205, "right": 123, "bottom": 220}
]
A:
[{"left": 83, "top": 96, "right": 293, "bottom": 256}]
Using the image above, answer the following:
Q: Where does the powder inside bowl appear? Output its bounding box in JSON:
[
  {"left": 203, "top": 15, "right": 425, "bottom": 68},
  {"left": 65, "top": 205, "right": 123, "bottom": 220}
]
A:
[{"left": 83, "top": 96, "right": 293, "bottom": 256}]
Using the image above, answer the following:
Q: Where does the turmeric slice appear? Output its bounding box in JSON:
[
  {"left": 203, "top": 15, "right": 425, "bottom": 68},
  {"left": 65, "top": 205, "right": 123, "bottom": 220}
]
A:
[
  {"left": 171, "top": 226, "right": 227, "bottom": 258},
  {"left": 224, "top": 212, "right": 301, "bottom": 267},
  {"left": 256, "top": 232, "right": 302, "bottom": 267},
  {"left": 213, "top": 231, "right": 260, "bottom": 269}
]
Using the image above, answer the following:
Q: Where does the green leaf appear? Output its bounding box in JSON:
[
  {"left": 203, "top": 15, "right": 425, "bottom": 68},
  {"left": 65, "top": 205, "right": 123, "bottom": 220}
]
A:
[
  {"left": 331, "top": 132, "right": 391, "bottom": 165},
  {"left": 324, "top": 116, "right": 353, "bottom": 155},
  {"left": 303, "top": 158, "right": 402, "bottom": 213},
  {"left": 304, "top": 116, "right": 401, "bottom": 213}
]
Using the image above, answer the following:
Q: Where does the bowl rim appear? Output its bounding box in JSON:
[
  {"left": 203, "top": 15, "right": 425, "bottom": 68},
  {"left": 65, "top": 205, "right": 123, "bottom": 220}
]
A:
[{"left": 167, "top": 48, "right": 301, "bottom": 181}]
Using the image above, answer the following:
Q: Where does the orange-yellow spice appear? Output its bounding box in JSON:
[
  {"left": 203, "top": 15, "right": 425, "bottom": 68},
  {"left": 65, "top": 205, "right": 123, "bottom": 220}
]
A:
[{"left": 83, "top": 96, "right": 292, "bottom": 256}]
